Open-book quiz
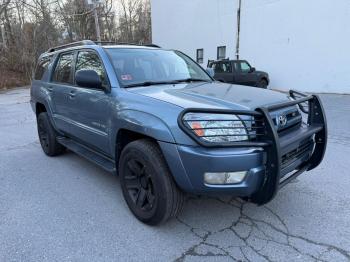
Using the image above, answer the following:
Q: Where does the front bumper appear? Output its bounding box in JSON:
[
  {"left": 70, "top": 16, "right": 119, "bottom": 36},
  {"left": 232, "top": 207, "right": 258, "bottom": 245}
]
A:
[
  {"left": 177, "top": 146, "right": 267, "bottom": 196},
  {"left": 160, "top": 91, "right": 327, "bottom": 205}
]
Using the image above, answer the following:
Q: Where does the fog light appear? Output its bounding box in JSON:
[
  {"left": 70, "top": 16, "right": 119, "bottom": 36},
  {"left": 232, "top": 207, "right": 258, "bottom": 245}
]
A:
[{"left": 204, "top": 171, "right": 247, "bottom": 185}]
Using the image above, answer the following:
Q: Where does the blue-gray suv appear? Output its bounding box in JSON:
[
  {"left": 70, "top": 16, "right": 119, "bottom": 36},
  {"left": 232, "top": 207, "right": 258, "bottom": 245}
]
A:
[{"left": 30, "top": 40, "right": 327, "bottom": 225}]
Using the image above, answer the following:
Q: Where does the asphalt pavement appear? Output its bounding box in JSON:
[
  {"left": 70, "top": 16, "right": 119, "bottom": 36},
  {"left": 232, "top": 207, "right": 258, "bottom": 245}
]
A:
[{"left": 0, "top": 88, "right": 349, "bottom": 262}]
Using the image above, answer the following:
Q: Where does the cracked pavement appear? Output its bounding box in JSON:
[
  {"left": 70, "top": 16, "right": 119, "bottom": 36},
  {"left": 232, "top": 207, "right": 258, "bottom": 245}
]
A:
[{"left": 0, "top": 88, "right": 350, "bottom": 262}]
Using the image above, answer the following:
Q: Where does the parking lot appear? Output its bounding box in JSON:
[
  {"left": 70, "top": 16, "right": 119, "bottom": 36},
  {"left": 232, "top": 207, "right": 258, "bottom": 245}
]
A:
[{"left": 1, "top": 87, "right": 349, "bottom": 262}]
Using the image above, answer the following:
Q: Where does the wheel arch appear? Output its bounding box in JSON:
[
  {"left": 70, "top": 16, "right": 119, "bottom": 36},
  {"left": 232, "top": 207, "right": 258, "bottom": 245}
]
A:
[
  {"left": 112, "top": 110, "right": 176, "bottom": 163},
  {"left": 34, "top": 100, "right": 61, "bottom": 134},
  {"left": 115, "top": 129, "right": 155, "bottom": 166},
  {"left": 35, "top": 102, "right": 47, "bottom": 116},
  {"left": 261, "top": 77, "right": 269, "bottom": 85}
]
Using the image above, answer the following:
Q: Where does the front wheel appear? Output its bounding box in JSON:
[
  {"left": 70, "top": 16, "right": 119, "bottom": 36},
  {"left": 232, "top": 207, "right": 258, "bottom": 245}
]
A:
[
  {"left": 119, "top": 139, "right": 184, "bottom": 225},
  {"left": 258, "top": 79, "right": 268, "bottom": 89}
]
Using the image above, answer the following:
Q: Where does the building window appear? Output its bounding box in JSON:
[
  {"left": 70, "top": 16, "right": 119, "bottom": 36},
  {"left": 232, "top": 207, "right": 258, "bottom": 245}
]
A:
[
  {"left": 196, "top": 49, "right": 204, "bottom": 64},
  {"left": 217, "top": 46, "right": 226, "bottom": 60}
]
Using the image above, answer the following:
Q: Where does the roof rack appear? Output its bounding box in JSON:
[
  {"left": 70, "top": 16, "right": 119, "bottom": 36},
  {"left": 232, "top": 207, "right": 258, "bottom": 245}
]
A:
[
  {"left": 47, "top": 40, "right": 95, "bottom": 53},
  {"left": 144, "top": 44, "right": 161, "bottom": 48},
  {"left": 93, "top": 41, "right": 161, "bottom": 48},
  {"left": 47, "top": 40, "right": 161, "bottom": 53}
]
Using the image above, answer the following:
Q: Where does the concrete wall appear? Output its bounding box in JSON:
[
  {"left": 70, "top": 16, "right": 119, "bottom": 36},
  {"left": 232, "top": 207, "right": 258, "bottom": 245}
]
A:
[
  {"left": 151, "top": 0, "right": 350, "bottom": 93},
  {"left": 151, "top": 0, "right": 238, "bottom": 66},
  {"left": 240, "top": 0, "right": 350, "bottom": 93}
]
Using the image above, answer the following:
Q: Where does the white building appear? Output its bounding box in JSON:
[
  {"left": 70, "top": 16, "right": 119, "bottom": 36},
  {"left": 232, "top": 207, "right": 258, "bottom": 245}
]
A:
[{"left": 151, "top": 0, "right": 350, "bottom": 94}]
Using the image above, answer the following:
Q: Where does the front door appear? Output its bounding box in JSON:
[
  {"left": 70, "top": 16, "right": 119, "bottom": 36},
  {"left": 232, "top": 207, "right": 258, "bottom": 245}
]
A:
[
  {"left": 233, "top": 61, "right": 255, "bottom": 86},
  {"left": 68, "top": 50, "right": 112, "bottom": 155}
]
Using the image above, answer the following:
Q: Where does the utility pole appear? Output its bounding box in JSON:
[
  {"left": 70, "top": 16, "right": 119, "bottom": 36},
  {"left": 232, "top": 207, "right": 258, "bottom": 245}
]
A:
[
  {"left": 235, "top": 0, "right": 242, "bottom": 60},
  {"left": 92, "top": 0, "right": 101, "bottom": 42}
]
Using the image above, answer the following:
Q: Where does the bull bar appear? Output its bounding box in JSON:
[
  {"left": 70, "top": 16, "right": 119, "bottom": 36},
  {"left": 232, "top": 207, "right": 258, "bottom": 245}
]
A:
[{"left": 178, "top": 90, "right": 327, "bottom": 205}]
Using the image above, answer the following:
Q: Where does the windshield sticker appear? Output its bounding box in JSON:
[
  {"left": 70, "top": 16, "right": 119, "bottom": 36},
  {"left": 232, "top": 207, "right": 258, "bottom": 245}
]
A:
[{"left": 121, "top": 74, "right": 133, "bottom": 81}]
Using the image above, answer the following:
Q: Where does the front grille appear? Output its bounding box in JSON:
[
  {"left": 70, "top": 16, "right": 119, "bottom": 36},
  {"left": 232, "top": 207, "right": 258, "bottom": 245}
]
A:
[
  {"left": 281, "top": 139, "right": 314, "bottom": 169},
  {"left": 271, "top": 107, "right": 302, "bottom": 134}
]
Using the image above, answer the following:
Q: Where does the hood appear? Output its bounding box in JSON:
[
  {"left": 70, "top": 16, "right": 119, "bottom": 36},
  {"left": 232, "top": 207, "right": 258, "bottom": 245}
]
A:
[
  {"left": 128, "top": 82, "right": 289, "bottom": 110},
  {"left": 255, "top": 70, "right": 268, "bottom": 76},
  {"left": 255, "top": 70, "right": 269, "bottom": 77}
]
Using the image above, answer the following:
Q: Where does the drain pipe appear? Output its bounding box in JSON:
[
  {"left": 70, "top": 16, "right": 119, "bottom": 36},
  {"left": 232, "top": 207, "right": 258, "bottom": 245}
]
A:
[{"left": 235, "top": 0, "right": 242, "bottom": 60}]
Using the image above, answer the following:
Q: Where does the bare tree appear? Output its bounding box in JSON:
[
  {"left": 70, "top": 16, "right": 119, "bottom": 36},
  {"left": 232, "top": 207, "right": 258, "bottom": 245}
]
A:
[
  {"left": 117, "top": 0, "right": 151, "bottom": 44},
  {"left": 0, "top": 0, "right": 152, "bottom": 89},
  {"left": 0, "top": 0, "right": 11, "bottom": 17}
]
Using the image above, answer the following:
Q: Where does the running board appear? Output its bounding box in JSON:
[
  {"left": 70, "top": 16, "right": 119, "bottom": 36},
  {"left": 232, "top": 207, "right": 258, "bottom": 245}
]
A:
[{"left": 57, "top": 137, "right": 116, "bottom": 174}]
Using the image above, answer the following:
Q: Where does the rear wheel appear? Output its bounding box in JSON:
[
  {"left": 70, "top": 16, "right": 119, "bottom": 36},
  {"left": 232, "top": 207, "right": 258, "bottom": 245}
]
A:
[
  {"left": 37, "top": 112, "right": 65, "bottom": 156},
  {"left": 119, "top": 139, "right": 184, "bottom": 225},
  {"left": 258, "top": 79, "right": 268, "bottom": 89}
]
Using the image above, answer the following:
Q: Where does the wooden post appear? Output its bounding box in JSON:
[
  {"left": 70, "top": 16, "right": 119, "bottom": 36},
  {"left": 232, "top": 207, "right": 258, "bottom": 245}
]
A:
[
  {"left": 235, "top": 0, "right": 242, "bottom": 60},
  {"left": 93, "top": 0, "right": 101, "bottom": 42}
]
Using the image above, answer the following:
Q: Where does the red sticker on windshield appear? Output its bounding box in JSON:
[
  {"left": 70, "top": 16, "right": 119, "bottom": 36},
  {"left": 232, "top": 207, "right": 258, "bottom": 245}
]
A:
[{"left": 121, "top": 74, "right": 132, "bottom": 81}]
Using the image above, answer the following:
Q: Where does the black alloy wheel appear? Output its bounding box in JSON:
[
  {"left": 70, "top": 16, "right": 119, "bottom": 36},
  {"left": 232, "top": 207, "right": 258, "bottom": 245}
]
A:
[
  {"left": 119, "top": 139, "right": 184, "bottom": 225},
  {"left": 38, "top": 116, "right": 50, "bottom": 152},
  {"left": 37, "top": 112, "right": 65, "bottom": 156},
  {"left": 259, "top": 79, "right": 268, "bottom": 89},
  {"left": 124, "top": 158, "right": 156, "bottom": 212}
]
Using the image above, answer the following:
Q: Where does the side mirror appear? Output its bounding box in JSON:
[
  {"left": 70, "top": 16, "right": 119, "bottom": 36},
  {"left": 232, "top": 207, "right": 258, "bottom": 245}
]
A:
[
  {"left": 249, "top": 67, "right": 256, "bottom": 73},
  {"left": 75, "top": 70, "right": 102, "bottom": 89},
  {"left": 206, "top": 68, "right": 215, "bottom": 78}
]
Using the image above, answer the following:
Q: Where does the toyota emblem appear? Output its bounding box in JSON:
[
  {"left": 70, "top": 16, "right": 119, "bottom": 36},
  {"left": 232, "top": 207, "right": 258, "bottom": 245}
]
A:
[{"left": 278, "top": 115, "right": 287, "bottom": 127}]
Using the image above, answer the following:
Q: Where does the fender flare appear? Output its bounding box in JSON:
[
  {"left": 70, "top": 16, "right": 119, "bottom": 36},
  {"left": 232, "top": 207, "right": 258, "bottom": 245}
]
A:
[
  {"left": 111, "top": 109, "right": 176, "bottom": 153},
  {"left": 33, "top": 91, "right": 62, "bottom": 134}
]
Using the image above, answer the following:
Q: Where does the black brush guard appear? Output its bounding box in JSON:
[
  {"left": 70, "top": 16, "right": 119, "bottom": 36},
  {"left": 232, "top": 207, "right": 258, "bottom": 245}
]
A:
[{"left": 178, "top": 90, "right": 327, "bottom": 205}]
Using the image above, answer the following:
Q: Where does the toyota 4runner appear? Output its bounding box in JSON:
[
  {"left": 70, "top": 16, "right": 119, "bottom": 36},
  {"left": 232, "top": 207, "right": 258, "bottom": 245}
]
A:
[{"left": 31, "top": 40, "right": 327, "bottom": 225}]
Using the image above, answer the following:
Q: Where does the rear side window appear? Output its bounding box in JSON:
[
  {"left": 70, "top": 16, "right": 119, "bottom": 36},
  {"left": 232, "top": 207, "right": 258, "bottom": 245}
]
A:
[
  {"left": 75, "top": 51, "right": 109, "bottom": 88},
  {"left": 221, "top": 62, "right": 232, "bottom": 73},
  {"left": 34, "top": 56, "right": 52, "bottom": 80},
  {"left": 52, "top": 52, "right": 74, "bottom": 84},
  {"left": 210, "top": 62, "right": 219, "bottom": 71},
  {"left": 212, "top": 62, "right": 232, "bottom": 73}
]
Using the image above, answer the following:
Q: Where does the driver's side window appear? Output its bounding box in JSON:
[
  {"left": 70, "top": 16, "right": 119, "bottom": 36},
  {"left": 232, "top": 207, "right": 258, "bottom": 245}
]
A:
[
  {"left": 75, "top": 51, "right": 109, "bottom": 89},
  {"left": 239, "top": 62, "right": 251, "bottom": 73}
]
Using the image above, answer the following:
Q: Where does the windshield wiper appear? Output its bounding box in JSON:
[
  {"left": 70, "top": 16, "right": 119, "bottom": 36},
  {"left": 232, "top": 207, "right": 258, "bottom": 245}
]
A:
[
  {"left": 124, "top": 78, "right": 211, "bottom": 88},
  {"left": 173, "top": 78, "right": 212, "bottom": 83},
  {"left": 124, "top": 80, "right": 179, "bottom": 88}
]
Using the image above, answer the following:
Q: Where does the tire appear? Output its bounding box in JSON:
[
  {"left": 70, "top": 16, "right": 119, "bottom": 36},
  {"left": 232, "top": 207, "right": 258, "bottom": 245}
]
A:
[
  {"left": 258, "top": 79, "right": 268, "bottom": 89},
  {"left": 119, "top": 139, "right": 184, "bottom": 225},
  {"left": 37, "top": 112, "right": 65, "bottom": 156}
]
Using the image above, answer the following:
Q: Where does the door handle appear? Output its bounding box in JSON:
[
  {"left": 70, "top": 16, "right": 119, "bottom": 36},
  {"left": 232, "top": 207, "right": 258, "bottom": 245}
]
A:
[
  {"left": 69, "top": 91, "right": 76, "bottom": 99},
  {"left": 47, "top": 86, "right": 53, "bottom": 92}
]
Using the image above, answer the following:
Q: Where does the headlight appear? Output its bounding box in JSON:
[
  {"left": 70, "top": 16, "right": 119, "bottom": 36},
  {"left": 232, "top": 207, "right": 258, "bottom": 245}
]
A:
[{"left": 182, "top": 113, "right": 249, "bottom": 143}]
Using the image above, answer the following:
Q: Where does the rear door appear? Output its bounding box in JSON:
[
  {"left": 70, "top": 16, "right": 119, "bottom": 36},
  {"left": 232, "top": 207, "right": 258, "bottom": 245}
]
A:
[
  {"left": 212, "top": 61, "right": 234, "bottom": 83},
  {"left": 50, "top": 51, "right": 76, "bottom": 134},
  {"left": 68, "top": 49, "right": 111, "bottom": 155},
  {"left": 32, "top": 55, "right": 55, "bottom": 107}
]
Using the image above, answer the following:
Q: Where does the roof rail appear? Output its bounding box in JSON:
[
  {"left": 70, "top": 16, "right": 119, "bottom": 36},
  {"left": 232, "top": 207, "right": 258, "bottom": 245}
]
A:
[
  {"left": 94, "top": 41, "right": 161, "bottom": 48},
  {"left": 144, "top": 44, "right": 161, "bottom": 48},
  {"left": 47, "top": 40, "right": 161, "bottom": 53},
  {"left": 47, "top": 40, "right": 95, "bottom": 53}
]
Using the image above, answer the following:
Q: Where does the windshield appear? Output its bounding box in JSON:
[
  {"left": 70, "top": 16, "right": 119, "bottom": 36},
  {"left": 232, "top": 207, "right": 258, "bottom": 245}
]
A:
[{"left": 105, "top": 48, "right": 212, "bottom": 87}]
